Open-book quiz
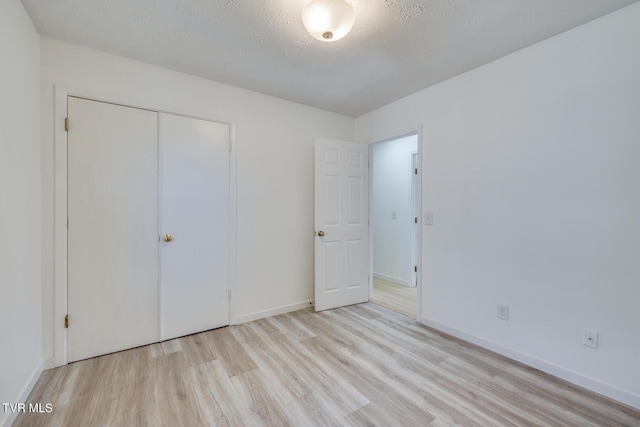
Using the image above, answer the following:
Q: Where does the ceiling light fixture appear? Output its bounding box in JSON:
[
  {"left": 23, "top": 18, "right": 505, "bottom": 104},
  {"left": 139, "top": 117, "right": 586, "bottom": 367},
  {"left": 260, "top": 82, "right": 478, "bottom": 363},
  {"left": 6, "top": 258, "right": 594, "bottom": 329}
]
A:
[{"left": 302, "top": 0, "right": 355, "bottom": 42}]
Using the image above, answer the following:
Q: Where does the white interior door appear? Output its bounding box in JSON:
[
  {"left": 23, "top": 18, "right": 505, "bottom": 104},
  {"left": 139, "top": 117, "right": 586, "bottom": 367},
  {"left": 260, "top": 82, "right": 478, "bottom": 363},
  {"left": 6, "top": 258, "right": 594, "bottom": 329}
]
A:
[
  {"left": 67, "top": 97, "right": 159, "bottom": 362},
  {"left": 160, "top": 113, "right": 230, "bottom": 341},
  {"left": 314, "top": 138, "right": 369, "bottom": 311}
]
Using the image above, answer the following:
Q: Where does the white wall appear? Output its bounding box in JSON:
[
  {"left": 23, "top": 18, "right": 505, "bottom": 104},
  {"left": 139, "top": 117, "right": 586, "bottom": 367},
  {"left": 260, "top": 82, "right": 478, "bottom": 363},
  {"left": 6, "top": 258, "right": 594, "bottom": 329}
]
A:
[
  {"left": 0, "top": 0, "right": 42, "bottom": 425},
  {"left": 40, "top": 38, "right": 355, "bottom": 365},
  {"left": 372, "top": 135, "right": 417, "bottom": 285},
  {"left": 356, "top": 3, "right": 640, "bottom": 409}
]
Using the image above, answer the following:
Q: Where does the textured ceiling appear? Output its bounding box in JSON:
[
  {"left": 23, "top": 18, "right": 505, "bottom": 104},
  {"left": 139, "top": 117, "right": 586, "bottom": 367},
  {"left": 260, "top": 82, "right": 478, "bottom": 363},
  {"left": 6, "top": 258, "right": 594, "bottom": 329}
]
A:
[{"left": 21, "top": 0, "right": 639, "bottom": 116}]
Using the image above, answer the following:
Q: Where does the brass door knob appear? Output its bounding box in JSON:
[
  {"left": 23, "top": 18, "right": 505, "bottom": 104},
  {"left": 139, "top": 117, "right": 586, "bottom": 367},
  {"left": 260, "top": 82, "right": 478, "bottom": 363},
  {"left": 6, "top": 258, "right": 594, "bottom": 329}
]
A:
[
  {"left": 163, "top": 234, "right": 173, "bottom": 242},
  {"left": 317, "top": 230, "right": 325, "bottom": 237}
]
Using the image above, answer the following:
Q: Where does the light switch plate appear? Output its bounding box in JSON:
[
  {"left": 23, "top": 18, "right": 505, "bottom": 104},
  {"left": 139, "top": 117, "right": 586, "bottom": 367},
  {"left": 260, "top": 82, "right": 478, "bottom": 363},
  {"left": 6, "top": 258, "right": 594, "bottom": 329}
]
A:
[{"left": 424, "top": 212, "right": 433, "bottom": 225}]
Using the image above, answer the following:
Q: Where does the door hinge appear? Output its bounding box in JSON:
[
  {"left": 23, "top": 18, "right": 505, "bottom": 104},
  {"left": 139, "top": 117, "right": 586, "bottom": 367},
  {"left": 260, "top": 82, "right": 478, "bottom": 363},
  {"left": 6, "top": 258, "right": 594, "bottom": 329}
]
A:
[
  {"left": 414, "top": 217, "right": 418, "bottom": 224},
  {"left": 65, "top": 117, "right": 69, "bottom": 132},
  {"left": 414, "top": 266, "right": 418, "bottom": 272},
  {"left": 415, "top": 168, "right": 418, "bottom": 175},
  {"left": 64, "top": 314, "right": 69, "bottom": 328}
]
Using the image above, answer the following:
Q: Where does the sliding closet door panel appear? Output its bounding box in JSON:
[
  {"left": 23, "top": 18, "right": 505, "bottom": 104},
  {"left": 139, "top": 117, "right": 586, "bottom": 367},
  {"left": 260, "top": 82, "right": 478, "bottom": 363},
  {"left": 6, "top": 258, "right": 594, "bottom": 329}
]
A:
[
  {"left": 67, "top": 97, "right": 159, "bottom": 362},
  {"left": 160, "top": 113, "right": 230, "bottom": 341}
]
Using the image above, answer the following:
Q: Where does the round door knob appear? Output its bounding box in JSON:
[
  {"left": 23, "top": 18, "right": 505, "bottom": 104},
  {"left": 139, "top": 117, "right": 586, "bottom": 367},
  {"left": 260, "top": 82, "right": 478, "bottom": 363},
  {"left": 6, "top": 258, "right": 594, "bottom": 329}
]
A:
[
  {"left": 317, "top": 230, "right": 325, "bottom": 237},
  {"left": 163, "top": 234, "right": 173, "bottom": 242}
]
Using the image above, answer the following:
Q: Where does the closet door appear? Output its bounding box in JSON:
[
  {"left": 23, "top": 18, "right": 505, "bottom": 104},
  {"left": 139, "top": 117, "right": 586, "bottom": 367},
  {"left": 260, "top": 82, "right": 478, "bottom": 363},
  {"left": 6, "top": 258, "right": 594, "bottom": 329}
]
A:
[
  {"left": 67, "top": 97, "right": 159, "bottom": 362},
  {"left": 160, "top": 113, "right": 230, "bottom": 341}
]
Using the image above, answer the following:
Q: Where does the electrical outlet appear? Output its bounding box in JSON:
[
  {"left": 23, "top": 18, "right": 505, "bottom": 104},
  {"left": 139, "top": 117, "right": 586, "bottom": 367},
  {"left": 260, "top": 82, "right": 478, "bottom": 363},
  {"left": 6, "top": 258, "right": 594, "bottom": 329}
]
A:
[
  {"left": 497, "top": 304, "right": 509, "bottom": 321},
  {"left": 583, "top": 329, "right": 598, "bottom": 349}
]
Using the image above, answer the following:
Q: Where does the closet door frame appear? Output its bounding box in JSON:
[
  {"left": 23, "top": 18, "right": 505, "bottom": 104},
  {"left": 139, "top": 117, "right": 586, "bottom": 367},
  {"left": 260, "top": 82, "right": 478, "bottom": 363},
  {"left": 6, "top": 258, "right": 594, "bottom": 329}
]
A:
[{"left": 52, "top": 85, "right": 238, "bottom": 367}]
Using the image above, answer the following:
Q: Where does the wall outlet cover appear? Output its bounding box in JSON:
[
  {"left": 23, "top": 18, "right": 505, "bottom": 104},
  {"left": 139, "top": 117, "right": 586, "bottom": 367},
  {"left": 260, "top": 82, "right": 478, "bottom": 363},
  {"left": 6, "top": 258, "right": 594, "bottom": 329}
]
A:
[
  {"left": 497, "top": 304, "right": 509, "bottom": 321},
  {"left": 583, "top": 329, "right": 598, "bottom": 349}
]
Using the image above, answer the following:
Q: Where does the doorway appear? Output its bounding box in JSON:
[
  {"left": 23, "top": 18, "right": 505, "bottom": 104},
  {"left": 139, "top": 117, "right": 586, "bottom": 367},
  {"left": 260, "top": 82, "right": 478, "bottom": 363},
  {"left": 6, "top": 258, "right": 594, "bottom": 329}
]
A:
[{"left": 370, "top": 134, "right": 420, "bottom": 318}]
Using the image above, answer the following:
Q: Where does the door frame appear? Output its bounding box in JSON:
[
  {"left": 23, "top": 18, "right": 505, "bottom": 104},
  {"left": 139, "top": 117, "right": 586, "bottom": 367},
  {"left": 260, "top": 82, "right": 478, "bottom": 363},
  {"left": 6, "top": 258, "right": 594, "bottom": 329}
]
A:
[
  {"left": 52, "top": 85, "right": 238, "bottom": 367},
  {"left": 367, "top": 126, "right": 423, "bottom": 320},
  {"left": 411, "top": 152, "right": 419, "bottom": 287}
]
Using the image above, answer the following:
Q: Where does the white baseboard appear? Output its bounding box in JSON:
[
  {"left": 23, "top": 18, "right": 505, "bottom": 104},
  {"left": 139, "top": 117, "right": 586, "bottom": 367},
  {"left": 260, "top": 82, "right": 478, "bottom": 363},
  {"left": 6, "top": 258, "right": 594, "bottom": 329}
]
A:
[
  {"left": 43, "top": 358, "right": 56, "bottom": 370},
  {"left": 1, "top": 360, "right": 43, "bottom": 427},
  {"left": 373, "top": 272, "right": 409, "bottom": 286},
  {"left": 420, "top": 316, "right": 640, "bottom": 410},
  {"left": 234, "top": 300, "right": 314, "bottom": 325}
]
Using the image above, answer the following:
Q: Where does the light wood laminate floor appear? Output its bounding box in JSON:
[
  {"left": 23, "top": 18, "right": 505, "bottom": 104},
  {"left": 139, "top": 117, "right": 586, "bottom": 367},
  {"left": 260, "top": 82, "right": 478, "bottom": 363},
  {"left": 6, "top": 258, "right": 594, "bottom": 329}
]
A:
[
  {"left": 16, "top": 304, "right": 640, "bottom": 426},
  {"left": 371, "top": 277, "right": 418, "bottom": 319}
]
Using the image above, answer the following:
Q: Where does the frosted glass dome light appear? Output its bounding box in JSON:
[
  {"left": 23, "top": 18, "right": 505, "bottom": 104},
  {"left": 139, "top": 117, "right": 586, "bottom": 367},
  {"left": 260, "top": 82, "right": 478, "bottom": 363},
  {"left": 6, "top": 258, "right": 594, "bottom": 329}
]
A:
[{"left": 302, "top": 0, "right": 355, "bottom": 42}]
